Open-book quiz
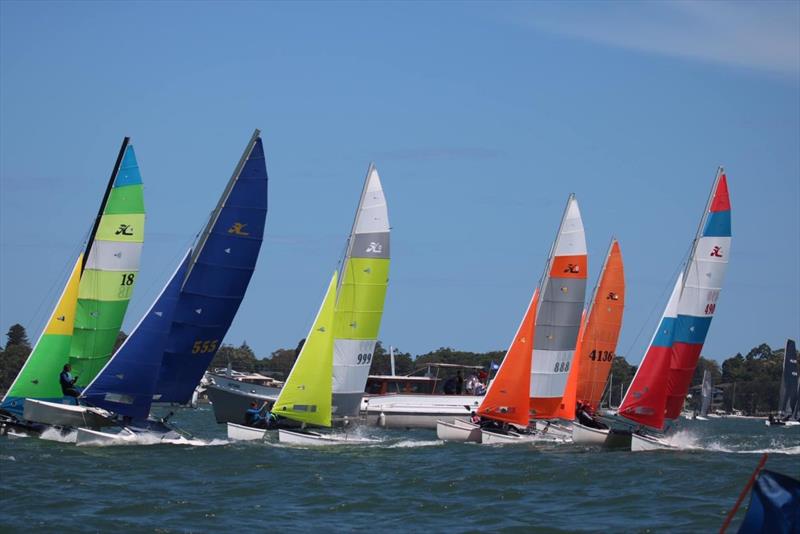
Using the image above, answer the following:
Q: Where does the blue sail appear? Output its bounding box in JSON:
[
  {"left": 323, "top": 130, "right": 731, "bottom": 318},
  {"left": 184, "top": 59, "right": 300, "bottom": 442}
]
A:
[
  {"left": 154, "top": 132, "right": 268, "bottom": 404},
  {"left": 81, "top": 251, "right": 190, "bottom": 420}
]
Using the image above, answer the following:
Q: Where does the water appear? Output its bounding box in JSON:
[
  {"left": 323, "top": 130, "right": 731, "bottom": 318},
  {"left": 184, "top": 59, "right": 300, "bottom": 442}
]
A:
[{"left": 1, "top": 409, "right": 797, "bottom": 533}]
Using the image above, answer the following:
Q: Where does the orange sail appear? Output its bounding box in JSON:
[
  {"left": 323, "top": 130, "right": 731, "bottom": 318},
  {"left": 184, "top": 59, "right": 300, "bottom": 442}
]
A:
[
  {"left": 477, "top": 289, "right": 538, "bottom": 427},
  {"left": 574, "top": 239, "right": 625, "bottom": 411},
  {"left": 551, "top": 310, "right": 586, "bottom": 420}
]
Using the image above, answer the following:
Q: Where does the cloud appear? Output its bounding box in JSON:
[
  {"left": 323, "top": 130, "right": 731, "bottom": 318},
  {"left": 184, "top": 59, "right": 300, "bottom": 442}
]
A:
[{"left": 516, "top": 1, "right": 799, "bottom": 77}]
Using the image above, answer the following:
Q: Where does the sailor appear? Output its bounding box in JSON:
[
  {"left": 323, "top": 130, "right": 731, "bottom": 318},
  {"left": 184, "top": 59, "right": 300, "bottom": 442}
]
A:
[
  {"left": 470, "top": 411, "right": 481, "bottom": 424},
  {"left": 59, "top": 364, "right": 80, "bottom": 404},
  {"left": 245, "top": 401, "right": 265, "bottom": 428}
]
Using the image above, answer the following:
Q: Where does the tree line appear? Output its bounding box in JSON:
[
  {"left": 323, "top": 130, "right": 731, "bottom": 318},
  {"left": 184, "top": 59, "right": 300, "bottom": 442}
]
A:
[{"left": 0, "top": 322, "right": 790, "bottom": 415}]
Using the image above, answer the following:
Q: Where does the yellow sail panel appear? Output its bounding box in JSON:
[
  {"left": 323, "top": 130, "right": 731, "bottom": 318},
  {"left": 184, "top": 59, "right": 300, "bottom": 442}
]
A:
[
  {"left": 44, "top": 255, "right": 83, "bottom": 336},
  {"left": 273, "top": 272, "right": 337, "bottom": 427}
]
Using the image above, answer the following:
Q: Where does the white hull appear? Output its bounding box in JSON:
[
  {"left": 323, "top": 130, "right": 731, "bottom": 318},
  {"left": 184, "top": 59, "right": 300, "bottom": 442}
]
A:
[
  {"left": 572, "top": 422, "right": 610, "bottom": 445},
  {"left": 536, "top": 420, "right": 572, "bottom": 440},
  {"left": 695, "top": 416, "right": 709, "bottom": 421},
  {"left": 436, "top": 420, "right": 481, "bottom": 443},
  {"left": 361, "top": 394, "right": 482, "bottom": 429},
  {"left": 227, "top": 422, "right": 268, "bottom": 441},
  {"left": 630, "top": 432, "right": 677, "bottom": 451},
  {"left": 23, "top": 399, "right": 114, "bottom": 428},
  {"left": 76, "top": 427, "right": 137, "bottom": 446},
  {"left": 765, "top": 420, "right": 800, "bottom": 427},
  {"left": 278, "top": 429, "right": 380, "bottom": 446}
]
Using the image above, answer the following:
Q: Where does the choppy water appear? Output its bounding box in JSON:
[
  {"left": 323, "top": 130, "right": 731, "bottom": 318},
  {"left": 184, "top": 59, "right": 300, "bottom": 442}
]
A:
[{"left": 1, "top": 408, "right": 797, "bottom": 533}]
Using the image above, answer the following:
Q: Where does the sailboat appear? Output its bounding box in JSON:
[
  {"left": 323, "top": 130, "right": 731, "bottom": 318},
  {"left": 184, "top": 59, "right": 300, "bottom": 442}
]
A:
[
  {"left": 210, "top": 163, "right": 390, "bottom": 425},
  {"left": 696, "top": 369, "right": 712, "bottom": 420},
  {"left": 20, "top": 131, "right": 268, "bottom": 443},
  {"left": 226, "top": 164, "right": 390, "bottom": 444},
  {"left": 619, "top": 168, "right": 731, "bottom": 451},
  {"left": 569, "top": 240, "right": 627, "bottom": 446},
  {"left": 0, "top": 138, "right": 145, "bottom": 434},
  {"left": 436, "top": 288, "right": 539, "bottom": 444},
  {"left": 766, "top": 339, "right": 799, "bottom": 427}
]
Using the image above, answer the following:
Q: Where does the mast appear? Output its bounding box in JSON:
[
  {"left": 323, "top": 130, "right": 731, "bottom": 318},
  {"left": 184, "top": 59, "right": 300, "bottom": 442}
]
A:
[
  {"left": 535, "top": 193, "right": 574, "bottom": 318},
  {"left": 336, "top": 162, "right": 374, "bottom": 300},
  {"left": 681, "top": 166, "right": 723, "bottom": 293},
  {"left": 80, "top": 136, "right": 129, "bottom": 274},
  {"left": 183, "top": 128, "right": 261, "bottom": 287}
]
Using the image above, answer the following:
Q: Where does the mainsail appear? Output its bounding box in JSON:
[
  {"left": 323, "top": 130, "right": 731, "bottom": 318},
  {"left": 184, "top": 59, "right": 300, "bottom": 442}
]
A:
[
  {"left": 154, "top": 130, "right": 268, "bottom": 404},
  {"left": 617, "top": 273, "right": 683, "bottom": 430},
  {"left": 70, "top": 140, "right": 145, "bottom": 385},
  {"left": 778, "top": 339, "right": 798, "bottom": 420},
  {"left": 1, "top": 139, "right": 144, "bottom": 416},
  {"left": 273, "top": 272, "right": 338, "bottom": 427},
  {"left": 529, "top": 194, "right": 587, "bottom": 418},
  {"left": 80, "top": 252, "right": 190, "bottom": 420},
  {"left": 332, "top": 164, "right": 390, "bottom": 417},
  {"left": 664, "top": 169, "right": 731, "bottom": 419},
  {"left": 477, "top": 289, "right": 538, "bottom": 427},
  {"left": 574, "top": 239, "right": 625, "bottom": 411}
]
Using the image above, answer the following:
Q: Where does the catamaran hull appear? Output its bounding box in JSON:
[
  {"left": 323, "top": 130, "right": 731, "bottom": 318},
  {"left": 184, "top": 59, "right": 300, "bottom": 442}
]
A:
[
  {"left": 630, "top": 432, "right": 676, "bottom": 451},
  {"left": 76, "top": 427, "right": 137, "bottom": 446},
  {"left": 572, "top": 422, "right": 610, "bottom": 445},
  {"left": 23, "top": 399, "right": 114, "bottom": 429},
  {"left": 361, "top": 394, "right": 482, "bottom": 429},
  {"left": 436, "top": 420, "right": 481, "bottom": 442},
  {"left": 206, "top": 384, "right": 279, "bottom": 424},
  {"left": 480, "top": 429, "right": 562, "bottom": 445},
  {"left": 227, "top": 422, "right": 268, "bottom": 441},
  {"left": 278, "top": 429, "right": 379, "bottom": 446}
]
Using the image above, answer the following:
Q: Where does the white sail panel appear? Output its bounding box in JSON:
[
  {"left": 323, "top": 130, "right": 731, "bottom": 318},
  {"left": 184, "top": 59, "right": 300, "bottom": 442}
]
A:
[
  {"left": 353, "top": 166, "right": 389, "bottom": 235},
  {"left": 333, "top": 339, "right": 377, "bottom": 393},
  {"left": 84, "top": 241, "right": 143, "bottom": 271},
  {"left": 553, "top": 198, "right": 587, "bottom": 256}
]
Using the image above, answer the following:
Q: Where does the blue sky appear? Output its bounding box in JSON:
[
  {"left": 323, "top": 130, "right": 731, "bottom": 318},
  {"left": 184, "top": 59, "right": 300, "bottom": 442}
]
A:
[{"left": 1, "top": 1, "right": 798, "bottom": 365}]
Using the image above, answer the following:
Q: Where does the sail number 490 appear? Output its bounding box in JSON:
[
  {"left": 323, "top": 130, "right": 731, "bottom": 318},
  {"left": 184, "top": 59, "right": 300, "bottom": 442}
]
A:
[
  {"left": 356, "top": 353, "right": 373, "bottom": 365},
  {"left": 192, "top": 339, "right": 219, "bottom": 354}
]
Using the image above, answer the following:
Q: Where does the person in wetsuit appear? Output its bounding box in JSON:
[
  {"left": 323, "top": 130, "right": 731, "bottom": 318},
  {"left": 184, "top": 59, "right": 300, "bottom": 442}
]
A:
[
  {"left": 59, "top": 364, "right": 80, "bottom": 404},
  {"left": 245, "top": 401, "right": 279, "bottom": 429},
  {"left": 576, "top": 401, "right": 608, "bottom": 430}
]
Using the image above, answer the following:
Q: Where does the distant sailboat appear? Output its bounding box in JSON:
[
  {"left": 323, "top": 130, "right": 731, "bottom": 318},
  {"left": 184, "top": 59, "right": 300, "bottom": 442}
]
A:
[
  {"left": 1, "top": 138, "right": 145, "bottom": 430},
  {"left": 697, "top": 369, "right": 712, "bottom": 420},
  {"left": 619, "top": 168, "right": 732, "bottom": 451},
  {"left": 766, "top": 339, "right": 799, "bottom": 427}
]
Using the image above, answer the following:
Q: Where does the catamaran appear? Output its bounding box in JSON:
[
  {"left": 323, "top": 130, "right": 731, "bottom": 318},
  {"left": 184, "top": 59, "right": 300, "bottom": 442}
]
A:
[
  {"left": 19, "top": 131, "right": 269, "bottom": 444},
  {"left": 569, "top": 239, "right": 627, "bottom": 446},
  {"left": 616, "top": 168, "right": 732, "bottom": 451},
  {"left": 0, "top": 138, "right": 145, "bottom": 436},
  {"left": 765, "top": 339, "right": 799, "bottom": 427},
  {"left": 227, "top": 164, "right": 390, "bottom": 444},
  {"left": 696, "top": 369, "right": 713, "bottom": 420}
]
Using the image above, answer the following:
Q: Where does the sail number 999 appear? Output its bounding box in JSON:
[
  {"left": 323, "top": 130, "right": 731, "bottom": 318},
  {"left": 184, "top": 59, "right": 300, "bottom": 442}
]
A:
[
  {"left": 192, "top": 339, "right": 219, "bottom": 354},
  {"left": 356, "top": 353, "right": 372, "bottom": 365}
]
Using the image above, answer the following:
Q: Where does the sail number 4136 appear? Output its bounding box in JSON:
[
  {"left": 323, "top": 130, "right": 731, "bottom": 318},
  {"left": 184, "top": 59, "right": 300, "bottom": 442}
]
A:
[{"left": 192, "top": 339, "right": 219, "bottom": 354}]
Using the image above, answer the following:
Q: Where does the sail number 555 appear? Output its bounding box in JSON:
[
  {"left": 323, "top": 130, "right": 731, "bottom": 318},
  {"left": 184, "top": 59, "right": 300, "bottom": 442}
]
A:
[{"left": 192, "top": 339, "right": 219, "bottom": 354}]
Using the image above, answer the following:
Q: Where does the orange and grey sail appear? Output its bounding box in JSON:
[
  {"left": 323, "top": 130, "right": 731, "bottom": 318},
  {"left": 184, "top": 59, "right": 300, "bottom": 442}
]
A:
[
  {"left": 574, "top": 239, "right": 625, "bottom": 411},
  {"left": 477, "top": 289, "right": 538, "bottom": 427},
  {"left": 529, "top": 194, "right": 587, "bottom": 418}
]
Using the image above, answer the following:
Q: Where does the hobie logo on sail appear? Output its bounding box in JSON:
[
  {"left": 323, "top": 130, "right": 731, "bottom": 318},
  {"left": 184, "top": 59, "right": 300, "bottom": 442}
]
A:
[
  {"left": 365, "top": 242, "right": 383, "bottom": 254},
  {"left": 563, "top": 263, "right": 580, "bottom": 274},
  {"left": 115, "top": 224, "right": 134, "bottom": 236},
  {"left": 607, "top": 292, "right": 620, "bottom": 301},
  {"left": 228, "top": 222, "right": 250, "bottom": 236},
  {"left": 710, "top": 245, "right": 723, "bottom": 258}
]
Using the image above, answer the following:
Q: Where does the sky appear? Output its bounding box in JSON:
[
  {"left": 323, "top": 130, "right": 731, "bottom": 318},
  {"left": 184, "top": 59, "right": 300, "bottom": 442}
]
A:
[{"left": 1, "top": 1, "right": 798, "bottom": 366}]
